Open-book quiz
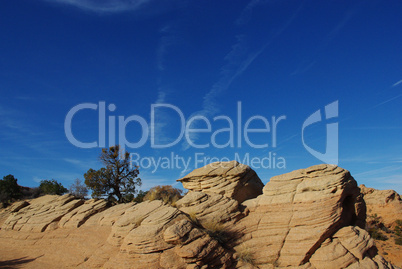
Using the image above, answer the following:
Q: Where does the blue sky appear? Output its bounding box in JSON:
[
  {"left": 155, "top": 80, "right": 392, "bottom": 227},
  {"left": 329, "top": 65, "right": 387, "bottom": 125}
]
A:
[{"left": 0, "top": 0, "right": 401, "bottom": 193}]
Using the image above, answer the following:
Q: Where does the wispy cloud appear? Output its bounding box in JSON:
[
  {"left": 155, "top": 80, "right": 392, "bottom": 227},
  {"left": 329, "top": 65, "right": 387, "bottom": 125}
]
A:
[
  {"left": 354, "top": 169, "right": 402, "bottom": 194},
  {"left": 236, "top": 0, "right": 263, "bottom": 25},
  {"left": 181, "top": 35, "right": 265, "bottom": 150},
  {"left": 43, "top": 0, "right": 155, "bottom": 13},
  {"left": 156, "top": 24, "right": 177, "bottom": 71},
  {"left": 371, "top": 93, "right": 402, "bottom": 109},
  {"left": 32, "top": 170, "right": 83, "bottom": 183},
  {"left": 392, "top": 79, "right": 402, "bottom": 87},
  {"left": 139, "top": 170, "right": 178, "bottom": 190},
  {"left": 326, "top": 9, "right": 355, "bottom": 42},
  {"left": 150, "top": 23, "right": 178, "bottom": 145},
  {"left": 291, "top": 6, "right": 355, "bottom": 76},
  {"left": 64, "top": 158, "right": 99, "bottom": 170},
  {"left": 201, "top": 35, "right": 266, "bottom": 117},
  {"left": 150, "top": 90, "right": 171, "bottom": 145},
  {"left": 182, "top": 3, "right": 301, "bottom": 150},
  {"left": 353, "top": 165, "right": 402, "bottom": 178},
  {"left": 290, "top": 60, "right": 316, "bottom": 76}
]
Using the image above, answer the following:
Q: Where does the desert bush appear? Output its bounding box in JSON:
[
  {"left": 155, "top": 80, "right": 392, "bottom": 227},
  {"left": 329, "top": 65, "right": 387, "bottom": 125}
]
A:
[
  {"left": 39, "top": 179, "right": 68, "bottom": 195},
  {"left": 368, "top": 213, "right": 381, "bottom": 223},
  {"left": 21, "top": 187, "right": 41, "bottom": 199},
  {"left": 143, "top": 185, "right": 183, "bottom": 206},
  {"left": 367, "top": 213, "right": 389, "bottom": 241},
  {"left": 368, "top": 227, "right": 388, "bottom": 241},
  {"left": 133, "top": 190, "right": 148, "bottom": 203},
  {"left": 395, "top": 220, "right": 402, "bottom": 236},
  {"left": 236, "top": 246, "right": 255, "bottom": 265},
  {"left": 202, "top": 219, "right": 229, "bottom": 245},
  {"left": 0, "top": 175, "right": 22, "bottom": 205},
  {"left": 393, "top": 220, "right": 402, "bottom": 245},
  {"left": 185, "top": 209, "right": 199, "bottom": 225},
  {"left": 69, "top": 178, "right": 88, "bottom": 199}
]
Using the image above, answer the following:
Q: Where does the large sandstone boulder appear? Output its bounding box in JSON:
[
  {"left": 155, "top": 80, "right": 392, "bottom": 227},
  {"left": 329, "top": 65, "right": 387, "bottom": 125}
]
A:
[
  {"left": 360, "top": 184, "right": 402, "bottom": 226},
  {"left": 177, "top": 160, "right": 264, "bottom": 203},
  {"left": 102, "top": 200, "right": 234, "bottom": 268},
  {"left": 234, "top": 164, "right": 378, "bottom": 268},
  {"left": 58, "top": 199, "right": 109, "bottom": 229},
  {"left": 0, "top": 196, "right": 235, "bottom": 268}
]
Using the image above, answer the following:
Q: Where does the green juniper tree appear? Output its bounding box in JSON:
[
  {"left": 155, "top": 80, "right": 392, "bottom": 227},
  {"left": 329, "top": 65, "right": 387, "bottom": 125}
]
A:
[
  {"left": 0, "top": 174, "right": 22, "bottom": 205},
  {"left": 84, "top": 145, "right": 141, "bottom": 203},
  {"left": 39, "top": 179, "right": 68, "bottom": 195}
]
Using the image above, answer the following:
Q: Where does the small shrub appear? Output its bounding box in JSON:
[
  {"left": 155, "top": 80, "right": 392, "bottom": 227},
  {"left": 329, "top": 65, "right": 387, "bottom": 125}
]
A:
[
  {"left": 143, "top": 185, "right": 183, "bottom": 206},
  {"left": 69, "top": 178, "right": 88, "bottom": 199},
  {"left": 236, "top": 246, "right": 255, "bottom": 265},
  {"left": 0, "top": 175, "right": 22, "bottom": 205},
  {"left": 21, "top": 187, "right": 40, "bottom": 199},
  {"left": 369, "top": 227, "right": 388, "bottom": 241},
  {"left": 394, "top": 220, "right": 402, "bottom": 237},
  {"left": 202, "top": 219, "right": 228, "bottom": 245},
  {"left": 381, "top": 226, "right": 391, "bottom": 233},
  {"left": 39, "top": 179, "right": 68, "bottom": 195},
  {"left": 368, "top": 213, "right": 382, "bottom": 225},
  {"left": 395, "top": 237, "right": 402, "bottom": 246},
  {"left": 133, "top": 190, "right": 148, "bottom": 203},
  {"left": 186, "top": 209, "right": 199, "bottom": 225}
]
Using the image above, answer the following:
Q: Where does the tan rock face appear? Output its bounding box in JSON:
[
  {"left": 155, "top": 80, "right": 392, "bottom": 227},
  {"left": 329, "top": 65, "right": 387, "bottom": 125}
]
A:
[
  {"left": 360, "top": 184, "right": 402, "bottom": 226},
  {"left": 0, "top": 194, "right": 234, "bottom": 268},
  {"left": 175, "top": 191, "right": 244, "bottom": 225},
  {"left": 1, "top": 194, "right": 84, "bottom": 232},
  {"left": 177, "top": 160, "right": 264, "bottom": 203}
]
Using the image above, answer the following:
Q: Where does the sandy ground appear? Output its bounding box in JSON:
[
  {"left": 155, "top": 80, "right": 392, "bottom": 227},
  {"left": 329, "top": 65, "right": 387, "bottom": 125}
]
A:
[
  {"left": 375, "top": 237, "right": 402, "bottom": 268},
  {"left": 0, "top": 226, "right": 116, "bottom": 268}
]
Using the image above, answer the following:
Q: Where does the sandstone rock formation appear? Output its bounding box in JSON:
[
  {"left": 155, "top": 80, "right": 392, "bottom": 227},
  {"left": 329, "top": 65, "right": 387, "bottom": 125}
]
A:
[
  {"left": 177, "top": 160, "right": 264, "bottom": 203},
  {"left": 2, "top": 194, "right": 85, "bottom": 232},
  {"left": 0, "top": 195, "right": 233, "bottom": 268},
  {"left": 175, "top": 191, "right": 244, "bottom": 225},
  {"left": 233, "top": 164, "right": 394, "bottom": 268},
  {"left": 360, "top": 184, "right": 402, "bottom": 226},
  {"left": 0, "top": 163, "right": 399, "bottom": 269}
]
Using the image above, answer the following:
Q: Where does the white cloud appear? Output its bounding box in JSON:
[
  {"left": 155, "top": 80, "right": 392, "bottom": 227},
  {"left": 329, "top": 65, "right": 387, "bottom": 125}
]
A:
[
  {"left": 371, "top": 93, "right": 402, "bottom": 109},
  {"left": 138, "top": 171, "right": 177, "bottom": 191},
  {"left": 392, "top": 79, "right": 402, "bottom": 87},
  {"left": 353, "top": 165, "right": 402, "bottom": 178},
  {"left": 43, "top": 0, "right": 154, "bottom": 13},
  {"left": 149, "top": 90, "right": 172, "bottom": 145},
  {"left": 181, "top": 5, "right": 301, "bottom": 150},
  {"left": 156, "top": 24, "right": 177, "bottom": 71},
  {"left": 181, "top": 36, "right": 267, "bottom": 150},
  {"left": 236, "top": 0, "right": 263, "bottom": 25}
]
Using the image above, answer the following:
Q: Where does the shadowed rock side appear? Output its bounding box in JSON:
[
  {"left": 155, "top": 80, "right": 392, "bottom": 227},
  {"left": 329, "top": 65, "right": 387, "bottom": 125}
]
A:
[
  {"left": 177, "top": 160, "right": 264, "bottom": 203},
  {"left": 0, "top": 163, "right": 399, "bottom": 269}
]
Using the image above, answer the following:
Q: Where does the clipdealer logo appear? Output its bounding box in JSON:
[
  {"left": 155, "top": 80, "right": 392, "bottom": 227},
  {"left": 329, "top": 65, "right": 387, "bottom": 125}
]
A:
[{"left": 64, "top": 100, "right": 339, "bottom": 171}]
